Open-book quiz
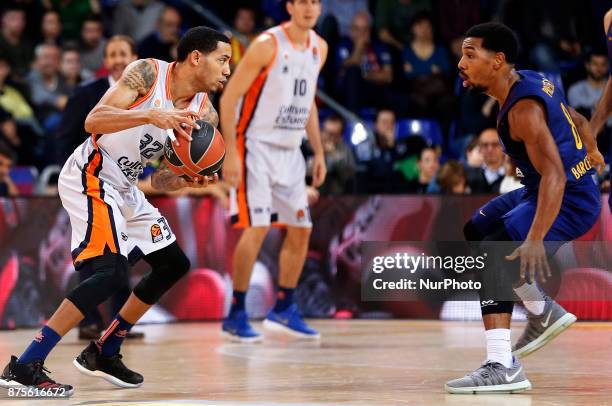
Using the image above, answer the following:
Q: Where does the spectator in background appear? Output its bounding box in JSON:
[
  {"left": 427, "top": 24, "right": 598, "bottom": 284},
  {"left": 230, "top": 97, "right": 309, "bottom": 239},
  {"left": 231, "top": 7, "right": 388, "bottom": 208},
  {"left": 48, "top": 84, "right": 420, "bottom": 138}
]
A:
[
  {"left": 466, "top": 128, "right": 505, "bottom": 194},
  {"left": 320, "top": 0, "right": 368, "bottom": 37},
  {"left": 9, "top": 0, "right": 44, "bottom": 42},
  {"left": 405, "top": 146, "right": 439, "bottom": 193},
  {"left": 0, "top": 140, "right": 18, "bottom": 197},
  {"left": 401, "top": 11, "right": 454, "bottom": 120},
  {"left": 375, "top": 0, "right": 432, "bottom": 50},
  {"left": 113, "top": 0, "right": 165, "bottom": 43},
  {"left": 43, "top": 0, "right": 101, "bottom": 41},
  {"left": 138, "top": 6, "right": 182, "bottom": 62},
  {"left": 0, "top": 107, "right": 20, "bottom": 154},
  {"left": 437, "top": 160, "right": 468, "bottom": 194},
  {"left": 0, "top": 54, "right": 37, "bottom": 126},
  {"left": 60, "top": 47, "right": 83, "bottom": 92},
  {"left": 27, "top": 43, "right": 70, "bottom": 163},
  {"left": 314, "top": 115, "right": 356, "bottom": 195},
  {"left": 358, "top": 109, "right": 409, "bottom": 193},
  {"left": 0, "top": 55, "right": 41, "bottom": 166},
  {"left": 27, "top": 44, "right": 69, "bottom": 121},
  {"left": 499, "top": 156, "right": 523, "bottom": 194},
  {"left": 402, "top": 12, "right": 449, "bottom": 79},
  {"left": 78, "top": 14, "right": 106, "bottom": 78},
  {"left": 336, "top": 11, "right": 393, "bottom": 113},
  {"left": 568, "top": 51, "right": 610, "bottom": 119},
  {"left": 230, "top": 7, "right": 257, "bottom": 69},
  {"left": 499, "top": 0, "right": 591, "bottom": 72},
  {"left": 40, "top": 10, "right": 63, "bottom": 46},
  {"left": 0, "top": 7, "right": 34, "bottom": 82},
  {"left": 56, "top": 35, "right": 137, "bottom": 164},
  {"left": 452, "top": 90, "right": 497, "bottom": 157},
  {"left": 463, "top": 135, "right": 483, "bottom": 168}
]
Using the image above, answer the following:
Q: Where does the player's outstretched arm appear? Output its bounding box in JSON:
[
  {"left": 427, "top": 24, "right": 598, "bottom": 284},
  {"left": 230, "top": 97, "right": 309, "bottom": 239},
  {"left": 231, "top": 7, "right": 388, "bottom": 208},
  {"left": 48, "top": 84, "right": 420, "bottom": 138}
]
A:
[
  {"left": 589, "top": 9, "right": 612, "bottom": 137},
  {"left": 569, "top": 106, "right": 605, "bottom": 174},
  {"left": 85, "top": 59, "right": 198, "bottom": 140},
  {"left": 219, "top": 34, "right": 276, "bottom": 187},
  {"left": 505, "top": 99, "right": 565, "bottom": 283}
]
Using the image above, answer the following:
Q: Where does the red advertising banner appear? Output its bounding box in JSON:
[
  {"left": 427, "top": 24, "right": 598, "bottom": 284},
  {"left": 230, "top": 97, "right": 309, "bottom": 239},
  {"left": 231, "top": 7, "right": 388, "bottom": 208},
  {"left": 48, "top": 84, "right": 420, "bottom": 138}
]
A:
[{"left": 0, "top": 195, "right": 611, "bottom": 329}]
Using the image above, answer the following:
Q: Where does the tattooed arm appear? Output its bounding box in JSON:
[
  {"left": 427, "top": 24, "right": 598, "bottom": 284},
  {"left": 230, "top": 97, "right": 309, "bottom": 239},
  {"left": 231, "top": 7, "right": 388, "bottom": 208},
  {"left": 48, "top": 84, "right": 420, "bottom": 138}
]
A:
[
  {"left": 200, "top": 97, "right": 219, "bottom": 128},
  {"left": 85, "top": 59, "right": 198, "bottom": 138},
  {"left": 150, "top": 161, "right": 218, "bottom": 192},
  {"left": 150, "top": 161, "right": 186, "bottom": 192}
]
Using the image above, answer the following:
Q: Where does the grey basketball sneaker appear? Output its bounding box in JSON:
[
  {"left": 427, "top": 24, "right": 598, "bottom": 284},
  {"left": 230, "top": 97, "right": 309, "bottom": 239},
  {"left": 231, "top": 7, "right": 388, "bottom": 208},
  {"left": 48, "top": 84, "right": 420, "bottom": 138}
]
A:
[
  {"left": 445, "top": 357, "right": 531, "bottom": 394},
  {"left": 512, "top": 296, "right": 577, "bottom": 358}
]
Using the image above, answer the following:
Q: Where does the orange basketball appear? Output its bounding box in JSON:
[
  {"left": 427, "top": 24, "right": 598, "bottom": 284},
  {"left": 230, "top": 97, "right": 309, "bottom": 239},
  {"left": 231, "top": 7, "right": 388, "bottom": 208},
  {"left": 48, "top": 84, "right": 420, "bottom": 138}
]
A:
[{"left": 164, "top": 120, "right": 225, "bottom": 179}]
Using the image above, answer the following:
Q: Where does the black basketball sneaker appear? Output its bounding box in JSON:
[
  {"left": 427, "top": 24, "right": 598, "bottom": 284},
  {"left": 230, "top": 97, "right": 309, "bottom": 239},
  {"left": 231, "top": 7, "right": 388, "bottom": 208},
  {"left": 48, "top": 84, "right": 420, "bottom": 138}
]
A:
[
  {"left": 73, "top": 341, "right": 143, "bottom": 388},
  {"left": 0, "top": 356, "right": 74, "bottom": 396}
]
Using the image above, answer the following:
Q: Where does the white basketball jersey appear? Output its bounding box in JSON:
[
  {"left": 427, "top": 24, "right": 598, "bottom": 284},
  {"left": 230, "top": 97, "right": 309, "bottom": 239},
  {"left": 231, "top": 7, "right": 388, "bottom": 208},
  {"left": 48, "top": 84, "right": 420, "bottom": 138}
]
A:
[
  {"left": 70, "top": 59, "right": 208, "bottom": 190},
  {"left": 237, "top": 25, "right": 321, "bottom": 149}
]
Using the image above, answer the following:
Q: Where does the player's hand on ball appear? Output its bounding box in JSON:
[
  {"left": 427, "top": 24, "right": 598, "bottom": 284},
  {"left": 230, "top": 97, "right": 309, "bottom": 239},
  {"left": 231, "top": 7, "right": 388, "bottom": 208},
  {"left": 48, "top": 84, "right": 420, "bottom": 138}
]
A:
[
  {"left": 179, "top": 173, "right": 219, "bottom": 189},
  {"left": 311, "top": 153, "right": 327, "bottom": 188},
  {"left": 587, "top": 149, "right": 605, "bottom": 175},
  {"left": 505, "top": 240, "right": 552, "bottom": 284},
  {"left": 222, "top": 148, "right": 241, "bottom": 188},
  {"left": 149, "top": 108, "right": 200, "bottom": 145}
]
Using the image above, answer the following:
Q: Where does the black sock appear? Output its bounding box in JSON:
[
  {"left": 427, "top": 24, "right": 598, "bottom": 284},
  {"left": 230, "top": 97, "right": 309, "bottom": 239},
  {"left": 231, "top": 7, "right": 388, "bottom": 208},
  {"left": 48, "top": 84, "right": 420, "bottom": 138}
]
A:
[
  {"left": 273, "top": 287, "right": 294, "bottom": 312},
  {"left": 230, "top": 290, "right": 247, "bottom": 315}
]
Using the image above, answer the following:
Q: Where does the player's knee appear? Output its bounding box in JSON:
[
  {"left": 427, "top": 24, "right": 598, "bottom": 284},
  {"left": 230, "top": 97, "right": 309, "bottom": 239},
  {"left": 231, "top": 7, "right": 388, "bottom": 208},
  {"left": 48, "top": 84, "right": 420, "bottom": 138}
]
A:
[
  {"left": 480, "top": 300, "right": 514, "bottom": 316},
  {"left": 476, "top": 232, "right": 519, "bottom": 309},
  {"left": 133, "top": 242, "right": 191, "bottom": 305},
  {"left": 67, "top": 251, "right": 128, "bottom": 315},
  {"left": 244, "top": 226, "right": 270, "bottom": 242},
  {"left": 236, "top": 226, "right": 270, "bottom": 253}
]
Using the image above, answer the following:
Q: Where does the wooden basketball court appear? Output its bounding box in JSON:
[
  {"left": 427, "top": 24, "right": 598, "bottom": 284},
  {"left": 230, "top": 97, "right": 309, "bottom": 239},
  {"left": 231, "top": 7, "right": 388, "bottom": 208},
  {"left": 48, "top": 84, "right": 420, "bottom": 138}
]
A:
[{"left": 0, "top": 320, "right": 610, "bottom": 405}]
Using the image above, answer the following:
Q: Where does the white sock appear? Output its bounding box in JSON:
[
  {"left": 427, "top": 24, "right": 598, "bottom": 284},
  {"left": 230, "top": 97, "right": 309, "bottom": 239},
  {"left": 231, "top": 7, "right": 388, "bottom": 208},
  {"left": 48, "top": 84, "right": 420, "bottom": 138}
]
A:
[
  {"left": 485, "top": 328, "right": 512, "bottom": 368},
  {"left": 513, "top": 282, "right": 545, "bottom": 315}
]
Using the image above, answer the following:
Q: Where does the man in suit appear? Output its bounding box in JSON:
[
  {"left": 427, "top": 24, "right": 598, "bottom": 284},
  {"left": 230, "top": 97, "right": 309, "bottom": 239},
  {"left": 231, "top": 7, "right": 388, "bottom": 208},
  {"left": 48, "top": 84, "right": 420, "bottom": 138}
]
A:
[
  {"left": 56, "top": 35, "right": 143, "bottom": 340},
  {"left": 56, "top": 35, "right": 138, "bottom": 164},
  {"left": 466, "top": 128, "right": 506, "bottom": 194}
]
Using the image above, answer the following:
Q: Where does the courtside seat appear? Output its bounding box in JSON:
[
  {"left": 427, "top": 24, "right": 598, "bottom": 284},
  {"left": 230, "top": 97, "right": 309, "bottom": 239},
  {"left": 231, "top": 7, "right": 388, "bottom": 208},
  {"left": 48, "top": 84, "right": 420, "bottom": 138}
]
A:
[{"left": 396, "top": 119, "right": 443, "bottom": 146}]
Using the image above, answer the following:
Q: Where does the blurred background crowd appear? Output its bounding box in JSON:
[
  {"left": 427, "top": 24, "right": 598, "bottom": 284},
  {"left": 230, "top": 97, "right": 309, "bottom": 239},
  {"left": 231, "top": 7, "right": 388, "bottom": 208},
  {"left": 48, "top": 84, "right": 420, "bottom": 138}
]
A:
[{"left": 0, "top": 0, "right": 610, "bottom": 199}]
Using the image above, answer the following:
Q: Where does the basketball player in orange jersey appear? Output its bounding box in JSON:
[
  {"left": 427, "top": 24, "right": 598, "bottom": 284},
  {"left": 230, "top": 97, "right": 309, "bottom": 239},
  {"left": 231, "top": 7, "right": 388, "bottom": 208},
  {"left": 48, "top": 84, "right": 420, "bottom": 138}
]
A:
[
  {"left": 220, "top": 0, "right": 328, "bottom": 342},
  {"left": 0, "top": 27, "right": 230, "bottom": 394}
]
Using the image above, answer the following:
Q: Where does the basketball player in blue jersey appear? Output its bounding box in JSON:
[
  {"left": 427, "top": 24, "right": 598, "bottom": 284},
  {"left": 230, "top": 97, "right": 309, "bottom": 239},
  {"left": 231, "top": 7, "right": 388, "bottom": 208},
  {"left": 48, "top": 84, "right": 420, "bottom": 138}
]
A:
[
  {"left": 590, "top": 7, "right": 612, "bottom": 209},
  {"left": 445, "top": 22, "right": 604, "bottom": 394}
]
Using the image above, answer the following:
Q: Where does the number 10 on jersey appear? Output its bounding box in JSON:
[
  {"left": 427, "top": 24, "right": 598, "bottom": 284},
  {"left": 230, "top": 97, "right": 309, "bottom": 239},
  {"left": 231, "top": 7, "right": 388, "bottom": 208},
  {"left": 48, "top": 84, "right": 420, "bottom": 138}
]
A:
[{"left": 293, "top": 79, "right": 307, "bottom": 96}]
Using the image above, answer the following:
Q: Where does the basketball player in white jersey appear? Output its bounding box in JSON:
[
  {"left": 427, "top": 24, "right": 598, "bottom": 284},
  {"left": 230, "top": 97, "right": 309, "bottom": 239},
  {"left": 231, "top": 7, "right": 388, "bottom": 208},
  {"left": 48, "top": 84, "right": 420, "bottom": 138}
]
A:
[
  {"left": 0, "top": 27, "right": 230, "bottom": 393},
  {"left": 220, "top": 0, "right": 328, "bottom": 341}
]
